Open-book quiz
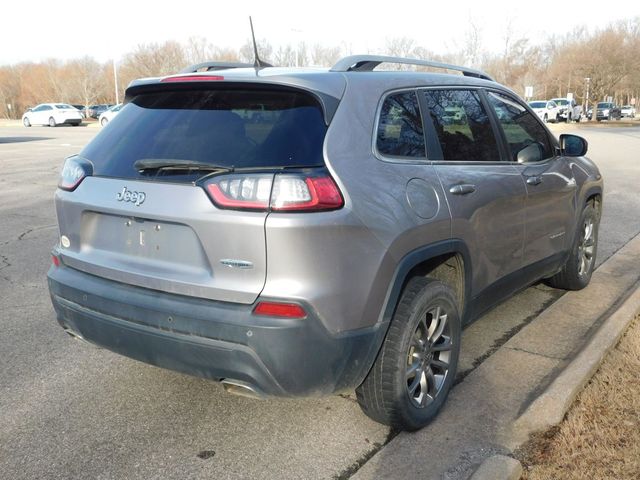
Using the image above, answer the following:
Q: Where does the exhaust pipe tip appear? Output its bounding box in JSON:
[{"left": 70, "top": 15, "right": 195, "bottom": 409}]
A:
[
  {"left": 63, "top": 327, "right": 101, "bottom": 349},
  {"left": 221, "top": 379, "right": 265, "bottom": 400}
]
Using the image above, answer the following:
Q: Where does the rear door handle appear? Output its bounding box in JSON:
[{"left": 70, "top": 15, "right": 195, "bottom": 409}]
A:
[
  {"left": 449, "top": 184, "right": 476, "bottom": 195},
  {"left": 526, "top": 176, "right": 543, "bottom": 186}
]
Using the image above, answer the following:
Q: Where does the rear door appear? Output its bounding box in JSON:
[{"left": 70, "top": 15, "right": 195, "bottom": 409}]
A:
[
  {"left": 56, "top": 85, "right": 330, "bottom": 304},
  {"left": 422, "top": 88, "right": 526, "bottom": 301}
]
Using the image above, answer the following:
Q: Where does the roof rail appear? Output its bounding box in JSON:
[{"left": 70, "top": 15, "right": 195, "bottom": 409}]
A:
[
  {"left": 179, "top": 61, "right": 255, "bottom": 73},
  {"left": 330, "top": 55, "right": 494, "bottom": 82}
]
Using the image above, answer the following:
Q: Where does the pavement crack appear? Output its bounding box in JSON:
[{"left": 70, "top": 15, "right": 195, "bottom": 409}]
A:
[
  {"left": 333, "top": 429, "right": 398, "bottom": 479},
  {"left": 17, "top": 224, "right": 57, "bottom": 241},
  {"left": 503, "top": 346, "right": 566, "bottom": 361}
]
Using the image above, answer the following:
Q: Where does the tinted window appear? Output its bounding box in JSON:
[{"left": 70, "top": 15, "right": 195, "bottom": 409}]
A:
[
  {"left": 81, "top": 88, "right": 328, "bottom": 182},
  {"left": 376, "top": 91, "right": 425, "bottom": 158},
  {"left": 422, "top": 89, "right": 499, "bottom": 162},
  {"left": 487, "top": 91, "right": 553, "bottom": 163},
  {"left": 42, "top": 105, "right": 53, "bottom": 111},
  {"left": 529, "top": 102, "right": 546, "bottom": 108}
]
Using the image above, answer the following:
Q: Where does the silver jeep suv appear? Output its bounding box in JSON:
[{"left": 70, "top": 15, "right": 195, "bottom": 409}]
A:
[{"left": 48, "top": 55, "right": 603, "bottom": 431}]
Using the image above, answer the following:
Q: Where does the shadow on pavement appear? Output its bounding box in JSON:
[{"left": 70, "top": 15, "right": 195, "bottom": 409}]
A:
[{"left": 0, "top": 136, "right": 53, "bottom": 144}]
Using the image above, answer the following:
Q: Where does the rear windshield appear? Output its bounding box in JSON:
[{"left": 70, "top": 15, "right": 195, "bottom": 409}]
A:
[
  {"left": 529, "top": 102, "right": 545, "bottom": 108},
  {"left": 81, "top": 88, "right": 328, "bottom": 182}
]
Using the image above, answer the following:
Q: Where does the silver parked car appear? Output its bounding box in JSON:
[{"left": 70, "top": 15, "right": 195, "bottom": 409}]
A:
[
  {"left": 48, "top": 55, "right": 603, "bottom": 431},
  {"left": 99, "top": 104, "right": 123, "bottom": 126}
]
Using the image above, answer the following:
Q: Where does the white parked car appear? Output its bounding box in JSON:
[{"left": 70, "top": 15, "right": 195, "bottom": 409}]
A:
[
  {"left": 621, "top": 105, "right": 636, "bottom": 118},
  {"left": 550, "top": 98, "right": 582, "bottom": 122},
  {"left": 528, "top": 100, "right": 561, "bottom": 123},
  {"left": 22, "top": 103, "right": 83, "bottom": 127},
  {"left": 99, "top": 104, "right": 123, "bottom": 126}
]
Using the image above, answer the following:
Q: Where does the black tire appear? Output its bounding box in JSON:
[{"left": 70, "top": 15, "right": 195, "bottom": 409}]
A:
[
  {"left": 543, "top": 114, "right": 548, "bottom": 123},
  {"left": 48, "top": 117, "right": 56, "bottom": 127},
  {"left": 23, "top": 117, "right": 31, "bottom": 127},
  {"left": 548, "top": 202, "right": 599, "bottom": 290},
  {"left": 356, "top": 278, "right": 461, "bottom": 431},
  {"left": 100, "top": 117, "right": 108, "bottom": 127}
]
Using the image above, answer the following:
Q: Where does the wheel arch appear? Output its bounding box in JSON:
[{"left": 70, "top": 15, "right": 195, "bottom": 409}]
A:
[{"left": 380, "top": 240, "right": 472, "bottom": 328}]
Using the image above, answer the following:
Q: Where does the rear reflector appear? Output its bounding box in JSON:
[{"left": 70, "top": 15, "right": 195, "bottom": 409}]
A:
[
  {"left": 161, "top": 75, "right": 224, "bottom": 82},
  {"left": 51, "top": 255, "right": 60, "bottom": 267},
  {"left": 253, "top": 301, "right": 307, "bottom": 318}
]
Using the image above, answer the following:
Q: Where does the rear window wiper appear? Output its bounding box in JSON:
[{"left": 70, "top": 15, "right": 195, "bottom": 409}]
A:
[{"left": 133, "top": 159, "right": 234, "bottom": 173}]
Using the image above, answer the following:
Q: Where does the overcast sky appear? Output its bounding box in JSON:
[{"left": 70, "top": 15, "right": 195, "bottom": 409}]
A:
[{"left": 2, "top": 0, "right": 638, "bottom": 65}]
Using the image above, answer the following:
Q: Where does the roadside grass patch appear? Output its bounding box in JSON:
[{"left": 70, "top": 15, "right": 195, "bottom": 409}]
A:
[{"left": 517, "top": 315, "right": 640, "bottom": 479}]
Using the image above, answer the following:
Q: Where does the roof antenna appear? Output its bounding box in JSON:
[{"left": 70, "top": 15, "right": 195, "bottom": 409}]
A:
[{"left": 249, "top": 16, "right": 273, "bottom": 69}]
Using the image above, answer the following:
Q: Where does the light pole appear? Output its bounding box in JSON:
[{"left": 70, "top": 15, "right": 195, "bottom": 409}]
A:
[
  {"left": 113, "top": 58, "right": 120, "bottom": 105},
  {"left": 584, "top": 77, "right": 590, "bottom": 120}
]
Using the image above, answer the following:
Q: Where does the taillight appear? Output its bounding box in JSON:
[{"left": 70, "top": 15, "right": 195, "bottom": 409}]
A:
[
  {"left": 253, "top": 301, "right": 307, "bottom": 318},
  {"left": 58, "top": 156, "right": 92, "bottom": 191},
  {"left": 51, "top": 255, "right": 60, "bottom": 267},
  {"left": 271, "top": 175, "right": 343, "bottom": 211},
  {"left": 205, "top": 173, "right": 273, "bottom": 210},
  {"left": 203, "top": 171, "right": 343, "bottom": 212}
]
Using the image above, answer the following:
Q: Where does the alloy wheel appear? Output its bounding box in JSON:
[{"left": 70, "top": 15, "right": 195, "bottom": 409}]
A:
[
  {"left": 578, "top": 217, "right": 596, "bottom": 276},
  {"left": 406, "top": 305, "right": 452, "bottom": 408}
]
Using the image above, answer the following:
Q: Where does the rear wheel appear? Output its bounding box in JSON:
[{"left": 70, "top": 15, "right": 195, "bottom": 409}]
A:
[
  {"left": 548, "top": 202, "right": 599, "bottom": 290},
  {"left": 101, "top": 117, "right": 108, "bottom": 127},
  {"left": 543, "top": 114, "right": 548, "bottom": 123},
  {"left": 48, "top": 117, "right": 56, "bottom": 127},
  {"left": 356, "top": 278, "right": 461, "bottom": 431},
  {"left": 23, "top": 117, "right": 31, "bottom": 127}
]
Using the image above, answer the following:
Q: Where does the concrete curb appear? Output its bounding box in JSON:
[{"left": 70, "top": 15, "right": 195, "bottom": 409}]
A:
[
  {"left": 469, "top": 455, "right": 522, "bottom": 480},
  {"left": 507, "top": 281, "right": 640, "bottom": 448}
]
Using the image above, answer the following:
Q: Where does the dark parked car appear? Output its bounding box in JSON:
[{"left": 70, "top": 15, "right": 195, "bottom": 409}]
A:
[
  {"left": 596, "top": 102, "right": 621, "bottom": 121},
  {"left": 88, "top": 104, "right": 114, "bottom": 119},
  {"left": 71, "top": 104, "right": 86, "bottom": 118},
  {"left": 48, "top": 55, "right": 603, "bottom": 431}
]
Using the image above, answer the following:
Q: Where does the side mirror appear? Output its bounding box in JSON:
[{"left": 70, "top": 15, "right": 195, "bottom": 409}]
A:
[
  {"left": 560, "top": 134, "right": 588, "bottom": 156},
  {"left": 517, "top": 142, "right": 544, "bottom": 163}
]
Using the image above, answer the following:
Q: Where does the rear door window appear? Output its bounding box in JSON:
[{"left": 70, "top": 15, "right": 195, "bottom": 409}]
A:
[
  {"left": 422, "top": 89, "right": 500, "bottom": 162},
  {"left": 376, "top": 91, "right": 426, "bottom": 159},
  {"left": 80, "top": 88, "right": 328, "bottom": 182}
]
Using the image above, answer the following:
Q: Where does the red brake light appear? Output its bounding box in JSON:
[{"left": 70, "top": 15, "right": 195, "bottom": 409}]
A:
[
  {"left": 253, "top": 301, "right": 307, "bottom": 318},
  {"left": 161, "top": 75, "right": 224, "bottom": 82}
]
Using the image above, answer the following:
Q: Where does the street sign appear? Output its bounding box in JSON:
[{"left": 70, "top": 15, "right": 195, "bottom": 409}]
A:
[
  {"left": 525, "top": 86, "right": 533, "bottom": 98},
  {"left": 567, "top": 93, "right": 574, "bottom": 101}
]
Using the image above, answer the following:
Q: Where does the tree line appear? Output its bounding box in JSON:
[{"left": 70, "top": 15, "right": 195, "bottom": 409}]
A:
[{"left": 1, "top": 18, "right": 638, "bottom": 119}]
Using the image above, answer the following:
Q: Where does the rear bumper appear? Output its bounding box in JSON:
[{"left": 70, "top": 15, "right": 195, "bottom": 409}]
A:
[{"left": 48, "top": 264, "right": 384, "bottom": 396}]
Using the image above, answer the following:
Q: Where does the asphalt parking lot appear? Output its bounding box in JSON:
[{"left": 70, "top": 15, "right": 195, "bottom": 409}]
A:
[{"left": 1, "top": 123, "right": 640, "bottom": 479}]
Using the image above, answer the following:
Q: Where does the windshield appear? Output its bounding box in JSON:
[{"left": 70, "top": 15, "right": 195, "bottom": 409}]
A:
[
  {"left": 529, "top": 102, "right": 546, "bottom": 108},
  {"left": 597, "top": 102, "right": 610, "bottom": 108},
  {"left": 55, "top": 104, "right": 74, "bottom": 109},
  {"left": 553, "top": 99, "right": 568, "bottom": 106},
  {"left": 81, "top": 87, "right": 328, "bottom": 182}
]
